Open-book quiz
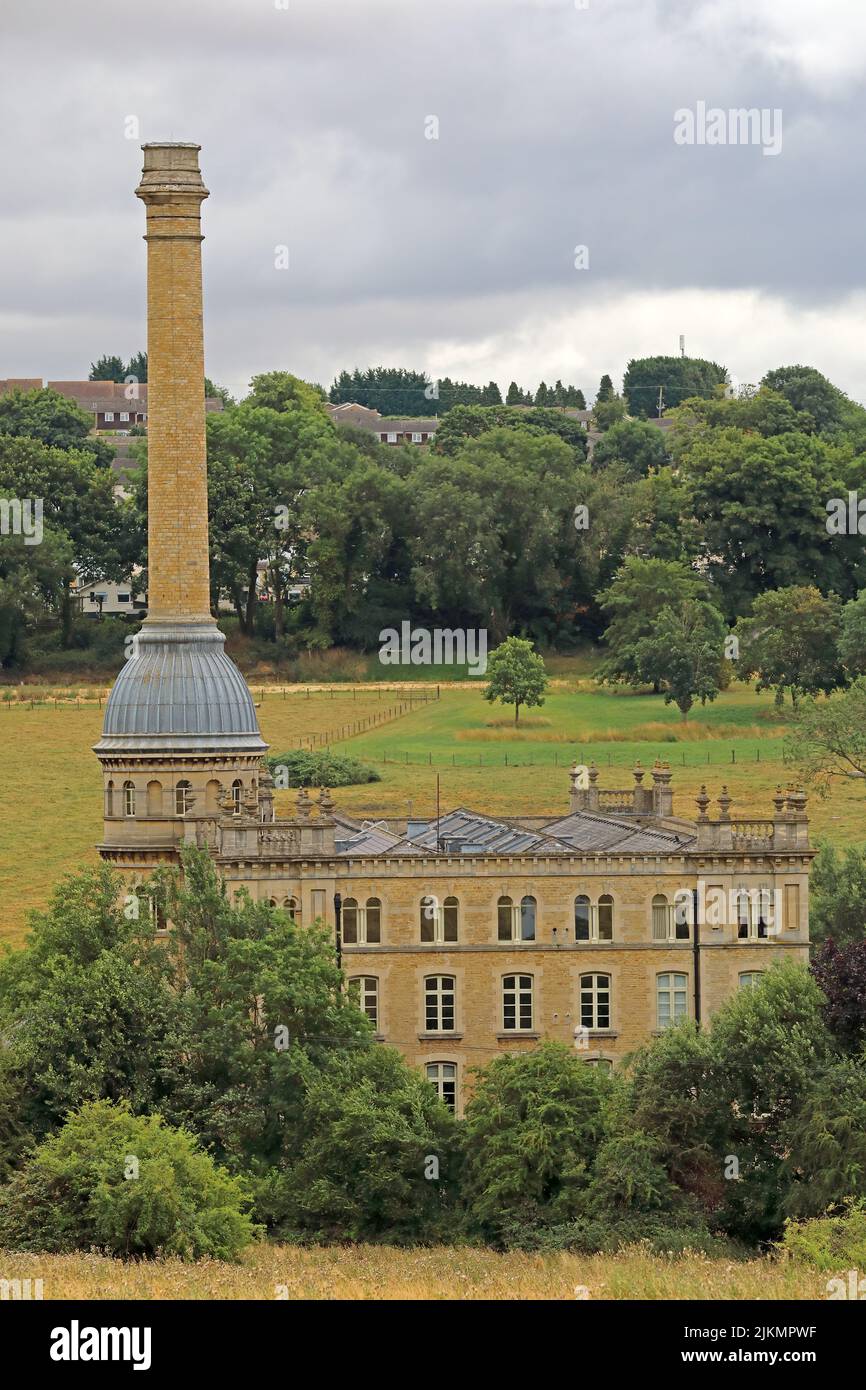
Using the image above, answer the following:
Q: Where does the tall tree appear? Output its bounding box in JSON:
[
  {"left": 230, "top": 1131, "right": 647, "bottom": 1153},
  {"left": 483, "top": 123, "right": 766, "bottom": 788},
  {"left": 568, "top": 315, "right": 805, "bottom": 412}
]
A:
[
  {"left": 505, "top": 381, "right": 522, "bottom": 405},
  {"left": 597, "top": 556, "right": 706, "bottom": 686},
  {"left": 623, "top": 355, "right": 727, "bottom": 418},
  {"left": 88, "top": 355, "right": 126, "bottom": 382},
  {"left": 733, "top": 586, "right": 844, "bottom": 706},
  {"left": 480, "top": 380, "right": 502, "bottom": 405},
  {"left": 483, "top": 636, "right": 549, "bottom": 724},
  {"left": 633, "top": 597, "right": 727, "bottom": 719},
  {"left": 596, "top": 374, "right": 615, "bottom": 403}
]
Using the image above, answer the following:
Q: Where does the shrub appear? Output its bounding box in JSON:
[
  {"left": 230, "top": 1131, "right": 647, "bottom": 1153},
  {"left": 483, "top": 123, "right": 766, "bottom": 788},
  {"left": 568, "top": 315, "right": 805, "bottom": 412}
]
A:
[
  {"left": 0, "top": 1100, "right": 257, "bottom": 1261},
  {"left": 497, "top": 1213, "right": 737, "bottom": 1257},
  {"left": 779, "top": 1202, "right": 866, "bottom": 1271},
  {"left": 266, "top": 748, "right": 380, "bottom": 787},
  {"left": 262, "top": 1046, "right": 458, "bottom": 1244},
  {"left": 460, "top": 1042, "right": 607, "bottom": 1240}
]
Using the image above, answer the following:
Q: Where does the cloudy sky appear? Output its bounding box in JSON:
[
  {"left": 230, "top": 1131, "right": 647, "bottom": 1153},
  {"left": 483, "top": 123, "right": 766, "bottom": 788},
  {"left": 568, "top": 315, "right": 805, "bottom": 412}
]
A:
[{"left": 3, "top": 0, "right": 866, "bottom": 403}]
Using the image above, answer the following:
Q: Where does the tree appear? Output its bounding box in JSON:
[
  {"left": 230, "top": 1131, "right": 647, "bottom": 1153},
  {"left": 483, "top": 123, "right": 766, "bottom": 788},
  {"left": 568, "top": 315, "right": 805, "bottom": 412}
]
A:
[
  {"left": 596, "top": 374, "right": 615, "bottom": 403},
  {"left": 808, "top": 843, "right": 866, "bottom": 947},
  {"left": 0, "top": 386, "right": 111, "bottom": 464},
  {"left": 839, "top": 589, "right": 866, "bottom": 675},
  {"left": 811, "top": 939, "right": 866, "bottom": 1050},
  {"left": 431, "top": 403, "right": 587, "bottom": 464},
  {"left": 782, "top": 1060, "right": 866, "bottom": 1217},
  {"left": 459, "top": 1043, "right": 607, "bottom": 1239},
  {"left": 678, "top": 428, "right": 862, "bottom": 615},
  {"left": 204, "top": 376, "right": 234, "bottom": 408},
  {"left": 623, "top": 355, "right": 727, "bottom": 418},
  {"left": 505, "top": 381, "right": 522, "bottom": 405},
  {"left": 789, "top": 678, "right": 866, "bottom": 797},
  {"left": 590, "top": 418, "right": 670, "bottom": 478},
  {"left": 265, "top": 1046, "right": 457, "bottom": 1243},
  {"left": 245, "top": 370, "right": 326, "bottom": 413},
  {"left": 598, "top": 557, "right": 706, "bottom": 686},
  {"left": 125, "top": 350, "right": 148, "bottom": 383},
  {"left": 761, "top": 365, "right": 845, "bottom": 433},
  {"left": 733, "top": 586, "right": 844, "bottom": 706},
  {"left": 0, "top": 435, "right": 134, "bottom": 647},
  {"left": 534, "top": 380, "right": 550, "bottom": 406},
  {"left": 633, "top": 597, "right": 727, "bottom": 719},
  {"left": 483, "top": 636, "right": 549, "bottom": 724},
  {"left": 89, "top": 354, "right": 125, "bottom": 382},
  {"left": 480, "top": 380, "right": 502, "bottom": 405},
  {"left": 593, "top": 395, "right": 628, "bottom": 431},
  {"left": 0, "top": 1100, "right": 256, "bottom": 1261},
  {"left": 571, "top": 388, "right": 587, "bottom": 410}
]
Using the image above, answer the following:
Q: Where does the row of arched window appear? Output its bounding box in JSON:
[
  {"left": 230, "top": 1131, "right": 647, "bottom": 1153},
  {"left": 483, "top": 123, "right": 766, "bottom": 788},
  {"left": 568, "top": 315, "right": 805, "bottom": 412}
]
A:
[
  {"left": 336, "top": 893, "right": 772, "bottom": 943},
  {"left": 347, "top": 969, "right": 766, "bottom": 1040},
  {"left": 106, "top": 779, "right": 247, "bottom": 817}
]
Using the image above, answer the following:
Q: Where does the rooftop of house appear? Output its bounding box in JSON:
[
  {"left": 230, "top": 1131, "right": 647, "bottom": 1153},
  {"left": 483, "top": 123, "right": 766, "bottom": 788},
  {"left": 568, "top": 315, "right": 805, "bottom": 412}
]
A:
[{"left": 0, "top": 379, "right": 224, "bottom": 413}]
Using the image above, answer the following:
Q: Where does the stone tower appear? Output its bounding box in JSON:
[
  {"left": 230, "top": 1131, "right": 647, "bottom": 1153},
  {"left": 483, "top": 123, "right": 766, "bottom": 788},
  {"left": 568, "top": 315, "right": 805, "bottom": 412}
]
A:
[{"left": 94, "top": 143, "right": 267, "bottom": 874}]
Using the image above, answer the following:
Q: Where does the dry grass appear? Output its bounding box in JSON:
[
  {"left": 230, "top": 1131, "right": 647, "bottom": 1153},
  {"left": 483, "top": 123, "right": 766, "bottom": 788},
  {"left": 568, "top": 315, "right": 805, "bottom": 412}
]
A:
[{"left": 0, "top": 1243, "right": 830, "bottom": 1301}]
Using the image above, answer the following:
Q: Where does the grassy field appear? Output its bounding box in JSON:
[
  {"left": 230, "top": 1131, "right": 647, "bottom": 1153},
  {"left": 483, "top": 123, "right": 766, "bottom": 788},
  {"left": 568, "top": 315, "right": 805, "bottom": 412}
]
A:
[
  {"left": 1, "top": 676, "right": 864, "bottom": 947},
  {"left": 0, "top": 1243, "right": 830, "bottom": 1300}
]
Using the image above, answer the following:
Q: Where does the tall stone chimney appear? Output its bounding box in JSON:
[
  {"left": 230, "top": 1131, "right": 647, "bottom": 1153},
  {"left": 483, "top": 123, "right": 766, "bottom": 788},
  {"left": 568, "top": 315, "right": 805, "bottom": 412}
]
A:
[
  {"left": 94, "top": 143, "right": 266, "bottom": 873},
  {"left": 136, "top": 143, "right": 213, "bottom": 626}
]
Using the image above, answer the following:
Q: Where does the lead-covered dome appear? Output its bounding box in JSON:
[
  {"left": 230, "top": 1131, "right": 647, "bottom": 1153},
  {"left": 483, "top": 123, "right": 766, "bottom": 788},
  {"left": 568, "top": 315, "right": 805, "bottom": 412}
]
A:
[{"left": 94, "top": 622, "right": 267, "bottom": 754}]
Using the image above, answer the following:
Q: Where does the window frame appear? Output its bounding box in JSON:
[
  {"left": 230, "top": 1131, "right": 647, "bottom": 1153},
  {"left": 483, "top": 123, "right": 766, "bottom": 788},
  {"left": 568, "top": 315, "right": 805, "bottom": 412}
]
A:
[
  {"left": 349, "top": 975, "right": 379, "bottom": 1028},
  {"left": 502, "top": 973, "right": 534, "bottom": 1032},
  {"left": 575, "top": 894, "right": 614, "bottom": 942},
  {"left": 656, "top": 971, "right": 689, "bottom": 1029},
  {"left": 122, "top": 780, "right": 136, "bottom": 817},
  {"left": 420, "top": 894, "right": 459, "bottom": 943},
  {"left": 652, "top": 893, "right": 691, "bottom": 942},
  {"left": 342, "top": 896, "right": 382, "bottom": 945},
  {"left": 424, "top": 974, "right": 456, "bottom": 1032},
  {"left": 497, "top": 894, "right": 536, "bottom": 942},
  {"left": 426, "top": 1060, "right": 457, "bottom": 1112},
  {"left": 579, "top": 972, "right": 612, "bottom": 1031}
]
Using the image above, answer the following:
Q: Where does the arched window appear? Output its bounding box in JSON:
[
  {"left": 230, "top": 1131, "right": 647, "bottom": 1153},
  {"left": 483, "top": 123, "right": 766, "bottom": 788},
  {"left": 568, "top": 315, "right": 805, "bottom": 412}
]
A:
[
  {"left": 598, "top": 894, "right": 614, "bottom": 941},
  {"left": 584, "top": 1057, "right": 614, "bottom": 1074},
  {"left": 349, "top": 976, "right": 378, "bottom": 1027},
  {"left": 497, "top": 896, "right": 513, "bottom": 941},
  {"left": 420, "top": 895, "right": 459, "bottom": 943},
  {"left": 426, "top": 1061, "right": 457, "bottom": 1112},
  {"left": 574, "top": 895, "right": 591, "bottom": 941},
  {"left": 268, "top": 897, "right": 278, "bottom": 908},
  {"left": 342, "top": 897, "right": 380, "bottom": 944},
  {"left": 497, "top": 895, "right": 536, "bottom": 942},
  {"left": 657, "top": 972, "right": 688, "bottom": 1029},
  {"left": 580, "top": 973, "right": 611, "bottom": 1030},
  {"left": 283, "top": 896, "right": 300, "bottom": 923},
  {"left": 575, "top": 895, "right": 614, "bottom": 942},
  {"left": 123, "top": 781, "right": 136, "bottom": 817},
  {"left": 175, "top": 780, "right": 192, "bottom": 815},
  {"left": 652, "top": 893, "right": 689, "bottom": 941},
  {"left": 105, "top": 780, "right": 114, "bottom": 817},
  {"left": 424, "top": 975, "right": 455, "bottom": 1032},
  {"left": 502, "top": 974, "right": 533, "bottom": 1031},
  {"left": 739, "top": 971, "right": 765, "bottom": 990},
  {"left": 737, "top": 888, "right": 772, "bottom": 940},
  {"left": 231, "top": 779, "right": 243, "bottom": 815},
  {"left": 520, "top": 895, "right": 536, "bottom": 941}
]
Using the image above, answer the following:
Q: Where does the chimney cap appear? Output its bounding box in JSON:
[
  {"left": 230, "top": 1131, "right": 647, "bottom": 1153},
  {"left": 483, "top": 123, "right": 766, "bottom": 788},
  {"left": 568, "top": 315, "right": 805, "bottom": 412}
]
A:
[{"left": 141, "top": 141, "right": 202, "bottom": 150}]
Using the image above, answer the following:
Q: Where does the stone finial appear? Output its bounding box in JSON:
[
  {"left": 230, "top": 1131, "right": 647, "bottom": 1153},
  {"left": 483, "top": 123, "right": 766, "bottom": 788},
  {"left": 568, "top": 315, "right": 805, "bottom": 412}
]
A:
[
  {"left": 588, "top": 762, "right": 599, "bottom": 784},
  {"left": 632, "top": 761, "right": 645, "bottom": 785},
  {"left": 695, "top": 785, "right": 710, "bottom": 821},
  {"left": 296, "top": 787, "right": 312, "bottom": 820},
  {"left": 717, "top": 785, "right": 732, "bottom": 820},
  {"left": 773, "top": 785, "right": 786, "bottom": 816},
  {"left": 786, "top": 785, "right": 807, "bottom": 816},
  {"left": 318, "top": 786, "right": 336, "bottom": 816}
]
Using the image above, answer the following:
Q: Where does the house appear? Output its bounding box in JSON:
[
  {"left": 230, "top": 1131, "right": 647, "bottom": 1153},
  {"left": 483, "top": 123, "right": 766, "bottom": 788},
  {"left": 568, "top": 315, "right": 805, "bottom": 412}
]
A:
[
  {"left": 0, "top": 379, "right": 224, "bottom": 433},
  {"left": 326, "top": 401, "right": 437, "bottom": 444}
]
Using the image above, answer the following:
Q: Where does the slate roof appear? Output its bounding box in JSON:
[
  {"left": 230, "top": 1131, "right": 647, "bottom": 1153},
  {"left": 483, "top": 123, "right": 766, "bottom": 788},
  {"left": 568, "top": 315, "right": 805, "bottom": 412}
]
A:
[{"left": 543, "top": 811, "right": 695, "bottom": 853}]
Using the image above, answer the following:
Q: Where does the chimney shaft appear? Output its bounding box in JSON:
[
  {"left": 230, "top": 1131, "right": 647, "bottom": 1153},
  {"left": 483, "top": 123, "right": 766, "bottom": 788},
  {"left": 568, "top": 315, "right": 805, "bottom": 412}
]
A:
[{"left": 136, "top": 143, "right": 213, "bottom": 625}]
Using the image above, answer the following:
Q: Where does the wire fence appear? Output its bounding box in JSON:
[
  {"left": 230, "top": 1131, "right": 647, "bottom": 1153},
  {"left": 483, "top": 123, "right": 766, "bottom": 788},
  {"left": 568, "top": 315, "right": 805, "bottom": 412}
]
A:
[{"left": 350, "top": 744, "right": 790, "bottom": 770}]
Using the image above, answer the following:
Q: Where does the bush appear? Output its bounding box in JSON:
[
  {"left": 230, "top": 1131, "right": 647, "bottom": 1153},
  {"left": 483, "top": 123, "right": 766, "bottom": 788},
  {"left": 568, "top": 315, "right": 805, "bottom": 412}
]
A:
[
  {"left": 262, "top": 1046, "right": 458, "bottom": 1244},
  {"left": 496, "top": 1213, "right": 737, "bottom": 1257},
  {"left": 460, "top": 1043, "right": 607, "bottom": 1240},
  {"left": 0, "top": 1100, "right": 257, "bottom": 1261},
  {"left": 266, "top": 748, "right": 380, "bottom": 787},
  {"left": 779, "top": 1202, "right": 866, "bottom": 1271}
]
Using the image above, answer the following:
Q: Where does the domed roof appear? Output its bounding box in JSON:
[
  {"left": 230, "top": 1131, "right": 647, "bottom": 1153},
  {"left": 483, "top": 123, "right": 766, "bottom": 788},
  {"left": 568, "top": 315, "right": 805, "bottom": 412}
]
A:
[{"left": 94, "top": 623, "right": 267, "bottom": 754}]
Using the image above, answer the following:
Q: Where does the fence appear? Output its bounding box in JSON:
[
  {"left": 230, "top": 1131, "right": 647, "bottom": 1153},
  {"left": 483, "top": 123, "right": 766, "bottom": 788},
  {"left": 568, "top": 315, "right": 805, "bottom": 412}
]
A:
[{"left": 361, "top": 744, "right": 788, "bottom": 770}]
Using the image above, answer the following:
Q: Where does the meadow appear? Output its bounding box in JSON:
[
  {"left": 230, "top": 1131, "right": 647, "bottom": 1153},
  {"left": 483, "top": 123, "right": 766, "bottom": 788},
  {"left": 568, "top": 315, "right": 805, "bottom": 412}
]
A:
[
  {"left": 0, "top": 1243, "right": 830, "bottom": 1301},
  {"left": 1, "top": 672, "right": 864, "bottom": 947}
]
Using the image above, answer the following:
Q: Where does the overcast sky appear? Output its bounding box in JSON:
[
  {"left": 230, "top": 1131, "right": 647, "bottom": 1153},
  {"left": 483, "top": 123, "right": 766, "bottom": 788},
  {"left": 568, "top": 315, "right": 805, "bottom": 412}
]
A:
[{"left": 3, "top": 0, "right": 866, "bottom": 403}]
